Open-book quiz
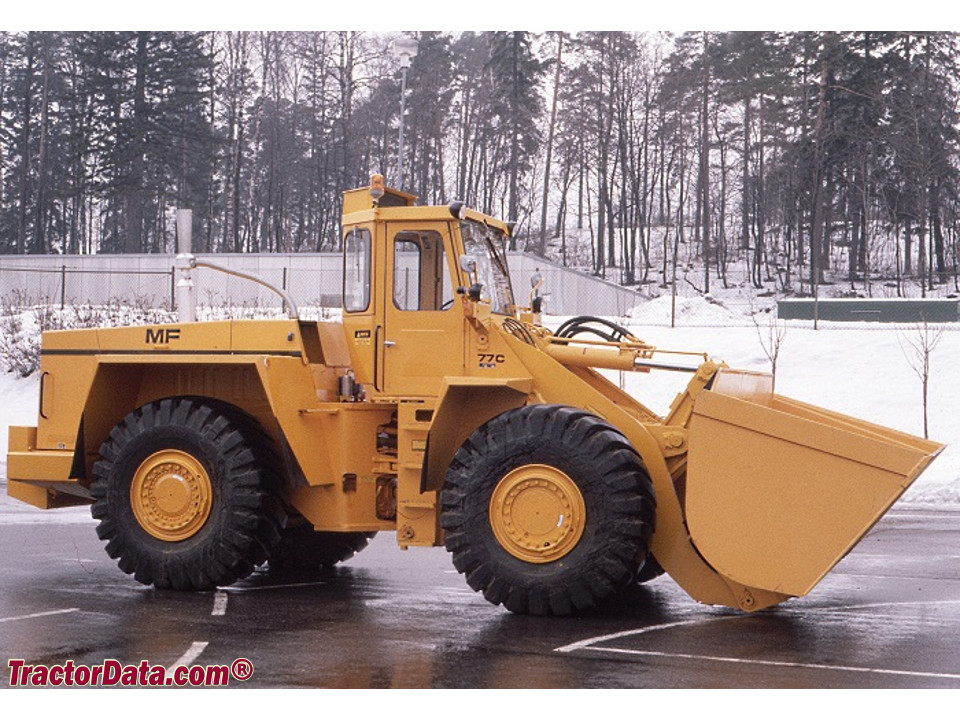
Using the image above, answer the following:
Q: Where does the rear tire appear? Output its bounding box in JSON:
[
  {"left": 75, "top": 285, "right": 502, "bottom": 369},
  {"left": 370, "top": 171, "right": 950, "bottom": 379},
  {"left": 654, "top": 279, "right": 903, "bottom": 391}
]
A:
[
  {"left": 440, "top": 404, "right": 655, "bottom": 616},
  {"left": 90, "top": 398, "right": 283, "bottom": 590}
]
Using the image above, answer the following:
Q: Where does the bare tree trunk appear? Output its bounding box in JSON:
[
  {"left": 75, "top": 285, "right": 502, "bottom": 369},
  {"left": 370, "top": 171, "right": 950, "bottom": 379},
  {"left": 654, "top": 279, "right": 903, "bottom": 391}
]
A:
[
  {"left": 699, "top": 32, "right": 711, "bottom": 293},
  {"left": 33, "top": 34, "right": 51, "bottom": 255},
  {"left": 740, "top": 96, "right": 751, "bottom": 253},
  {"left": 716, "top": 122, "right": 729, "bottom": 287},
  {"left": 753, "top": 93, "right": 767, "bottom": 289},
  {"left": 538, "top": 32, "right": 563, "bottom": 257},
  {"left": 17, "top": 32, "right": 35, "bottom": 255},
  {"left": 672, "top": 113, "right": 686, "bottom": 328},
  {"left": 640, "top": 79, "right": 653, "bottom": 282},
  {"left": 810, "top": 32, "right": 833, "bottom": 292},
  {"left": 125, "top": 31, "right": 149, "bottom": 254}
]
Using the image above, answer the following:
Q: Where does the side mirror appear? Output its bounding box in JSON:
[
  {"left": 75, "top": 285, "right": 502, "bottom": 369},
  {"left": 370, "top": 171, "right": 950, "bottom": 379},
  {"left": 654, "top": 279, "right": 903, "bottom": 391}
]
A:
[{"left": 459, "top": 254, "right": 477, "bottom": 276}]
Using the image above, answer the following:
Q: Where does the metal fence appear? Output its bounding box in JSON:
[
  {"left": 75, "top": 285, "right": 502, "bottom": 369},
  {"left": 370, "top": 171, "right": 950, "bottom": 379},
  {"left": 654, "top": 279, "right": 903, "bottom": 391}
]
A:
[
  {"left": 12, "top": 251, "right": 949, "bottom": 329},
  {"left": 0, "top": 252, "right": 649, "bottom": 320},
  {"left": 2, "top": 251, "right": 957, "bottom": 332}
]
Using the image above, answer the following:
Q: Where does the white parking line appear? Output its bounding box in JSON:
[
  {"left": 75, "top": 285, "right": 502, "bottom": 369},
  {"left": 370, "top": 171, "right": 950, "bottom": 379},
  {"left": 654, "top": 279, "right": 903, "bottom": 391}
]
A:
[
  {"left": 573, "top": 645, "right": 960, "bottom": 681},
  {"left": 0, "top": 608, "right": 79, "bottom": 623},
  {"left": 556, "top": 599, "right": 960, "bottom": 681},
  {"left": 165, "top": 641, "right": 208, "bottom": 677},
  {"left": 556, "top": 616, "right": 741, "bottom": 653},
  {"left": 212, "top": 591, "right": 228, "bottom": 616}
]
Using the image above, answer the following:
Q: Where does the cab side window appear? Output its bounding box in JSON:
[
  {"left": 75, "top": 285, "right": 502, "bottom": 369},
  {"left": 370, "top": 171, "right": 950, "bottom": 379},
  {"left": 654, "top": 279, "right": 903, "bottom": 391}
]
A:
[
  {"left": 392, "top": 230, "right": 453, "bottom": 311},
  {"left": 343, "top": 228, "right": 371, "bottom": 312}
]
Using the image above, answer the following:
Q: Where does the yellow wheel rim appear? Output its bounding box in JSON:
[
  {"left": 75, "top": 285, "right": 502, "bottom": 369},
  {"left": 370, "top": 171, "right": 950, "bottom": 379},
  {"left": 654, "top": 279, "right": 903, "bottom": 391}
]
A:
[
  {"left": 489, "top": 464, "right": 586, "bottom": 564},
  {"left": 130, "top": 450, "right": 213, "bottom": 542}
]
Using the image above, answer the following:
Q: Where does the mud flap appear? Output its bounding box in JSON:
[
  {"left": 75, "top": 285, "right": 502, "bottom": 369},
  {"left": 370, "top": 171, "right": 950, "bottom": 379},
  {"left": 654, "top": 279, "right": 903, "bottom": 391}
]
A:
[{"left": 685, "top": 369, "right": 944, "bottom": 597}]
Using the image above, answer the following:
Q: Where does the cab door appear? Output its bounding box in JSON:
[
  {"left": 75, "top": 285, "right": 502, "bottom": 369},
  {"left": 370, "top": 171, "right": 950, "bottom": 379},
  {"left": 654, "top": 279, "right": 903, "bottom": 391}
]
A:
[{"left": 382, "top": 223, "right": 463, "bottom": 397}]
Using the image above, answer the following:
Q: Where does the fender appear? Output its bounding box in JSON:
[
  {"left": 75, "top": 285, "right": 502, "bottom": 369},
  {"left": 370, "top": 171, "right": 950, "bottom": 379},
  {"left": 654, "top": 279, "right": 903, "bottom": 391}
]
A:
[{"left": 420, "top": 376, "right": 533, "bottom": 493}]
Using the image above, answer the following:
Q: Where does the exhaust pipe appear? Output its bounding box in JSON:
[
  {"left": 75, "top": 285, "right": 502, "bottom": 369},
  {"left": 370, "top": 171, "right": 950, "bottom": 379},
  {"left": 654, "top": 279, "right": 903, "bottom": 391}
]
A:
[{"left": 173, "top": 207, "right": 298, "bottom": 320}]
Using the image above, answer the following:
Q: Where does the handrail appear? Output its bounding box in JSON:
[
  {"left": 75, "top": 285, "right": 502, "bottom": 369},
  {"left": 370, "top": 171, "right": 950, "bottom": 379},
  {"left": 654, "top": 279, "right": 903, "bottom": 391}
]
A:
[{"left": 191, "top": 258, "right": 299, "bottom": 320}]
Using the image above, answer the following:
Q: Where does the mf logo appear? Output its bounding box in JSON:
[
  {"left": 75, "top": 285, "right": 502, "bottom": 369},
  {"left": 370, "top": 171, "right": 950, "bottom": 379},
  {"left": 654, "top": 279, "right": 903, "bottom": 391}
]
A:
[{"left": 145, "top": 327, "right": 181, "bottom": 344}]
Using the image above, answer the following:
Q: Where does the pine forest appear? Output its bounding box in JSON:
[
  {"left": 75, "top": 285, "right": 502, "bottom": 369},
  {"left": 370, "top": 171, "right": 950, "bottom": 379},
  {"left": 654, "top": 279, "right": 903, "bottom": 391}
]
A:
[{"left": 1, "top": 30, "right": 959, "bottom": 299}]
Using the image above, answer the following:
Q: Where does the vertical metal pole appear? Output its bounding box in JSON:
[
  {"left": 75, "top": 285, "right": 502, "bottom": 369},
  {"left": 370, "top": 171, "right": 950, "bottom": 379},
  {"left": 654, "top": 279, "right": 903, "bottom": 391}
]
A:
[
  {"left": 399, "top": 66, "right": 408, "bottom": 189},
  {"left": 177, "top": 209, "right": 193, "bottom": 255},
  {"left": 175, "top": 209, "right": 196, "bottom": 323},
  {"left": 60, "top": 265, "right": 66, "bottom": 311}
]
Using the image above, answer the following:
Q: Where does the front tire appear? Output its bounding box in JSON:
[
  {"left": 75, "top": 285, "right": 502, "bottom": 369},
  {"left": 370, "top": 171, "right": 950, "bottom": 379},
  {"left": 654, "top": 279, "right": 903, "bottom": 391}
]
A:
[
  {"left": 90, "top": 398, "right": 283, "bottom": 590},
  {"left": 440, "top": 405, "right": 655, "bottom": 616}
]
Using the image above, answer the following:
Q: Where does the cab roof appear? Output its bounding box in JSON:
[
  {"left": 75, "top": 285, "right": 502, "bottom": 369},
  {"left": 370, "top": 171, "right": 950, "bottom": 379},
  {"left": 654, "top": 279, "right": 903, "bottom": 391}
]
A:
[
  {"left": 342, "top": 185, "right": 417, "bottom": 214},
  {"left": 341, "top": 184, "right": 511, "bottom": 235}
]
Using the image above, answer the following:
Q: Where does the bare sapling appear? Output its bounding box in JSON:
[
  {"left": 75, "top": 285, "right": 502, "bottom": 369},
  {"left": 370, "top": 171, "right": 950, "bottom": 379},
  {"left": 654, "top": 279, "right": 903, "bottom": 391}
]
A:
[
  {"left": 753, "top": 313, "right": 787, "bottom": 391},
  {"left": 898, "top": 320, "right": 944, "bottom": 439}
]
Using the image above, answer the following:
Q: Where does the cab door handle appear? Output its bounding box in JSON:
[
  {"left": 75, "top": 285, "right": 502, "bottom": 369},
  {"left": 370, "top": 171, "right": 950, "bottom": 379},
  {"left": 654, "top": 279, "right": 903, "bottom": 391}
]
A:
[
  {"left": 374, "top": 325, "right": 382, "bottom": 391},
  {"left": 39, "top": 371, "right": 50, "bottom": 419},
  {"left": 384, "top": 340, "right": 397, "bottom": 348}
]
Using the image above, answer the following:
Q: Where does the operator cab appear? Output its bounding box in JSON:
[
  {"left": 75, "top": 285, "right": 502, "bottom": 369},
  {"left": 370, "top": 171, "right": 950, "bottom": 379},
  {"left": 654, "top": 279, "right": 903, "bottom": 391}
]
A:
[{"left": 339, "top": 176, "right": 518, "bottom": 397}]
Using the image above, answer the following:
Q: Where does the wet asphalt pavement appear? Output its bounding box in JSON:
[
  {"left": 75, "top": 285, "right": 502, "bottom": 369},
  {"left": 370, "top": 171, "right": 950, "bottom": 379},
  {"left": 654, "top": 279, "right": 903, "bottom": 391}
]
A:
[{"left": 1, "top": 486, "right": 959, "bottom": 689}]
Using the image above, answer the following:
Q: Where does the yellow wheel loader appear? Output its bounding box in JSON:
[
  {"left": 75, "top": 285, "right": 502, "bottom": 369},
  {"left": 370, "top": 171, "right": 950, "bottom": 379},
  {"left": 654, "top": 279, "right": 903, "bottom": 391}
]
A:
[{"left": 6, "top": 177, "right": 944, "bottom": 615}]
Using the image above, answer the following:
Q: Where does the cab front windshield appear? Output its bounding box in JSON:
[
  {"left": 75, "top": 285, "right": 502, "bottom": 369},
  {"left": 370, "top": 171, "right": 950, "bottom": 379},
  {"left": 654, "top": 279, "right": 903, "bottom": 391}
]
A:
[{"left": 459, "top": 220, "right": 515, "bottom": 315}]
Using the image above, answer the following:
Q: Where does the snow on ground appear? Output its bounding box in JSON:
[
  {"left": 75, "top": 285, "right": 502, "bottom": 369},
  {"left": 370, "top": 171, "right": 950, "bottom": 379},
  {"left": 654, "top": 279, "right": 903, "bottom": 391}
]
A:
[
  {"left": 0, "top": 371, "right": 44, "bottom": 457},
  {"left": 0, "top": 372, "right": 94, "bottom": 524},
  {"left": 627, "top": 294, "right": 751, "bottom": 327},
  {"left": 0, "top": 297, "right": 956, "bottom": 507}
]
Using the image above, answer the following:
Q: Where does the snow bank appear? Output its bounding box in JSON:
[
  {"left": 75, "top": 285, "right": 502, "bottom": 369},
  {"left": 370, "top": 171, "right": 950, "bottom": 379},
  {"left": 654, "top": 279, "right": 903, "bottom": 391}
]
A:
[{"left": 627, "top": 295, "right": 747, "bottom": 326}]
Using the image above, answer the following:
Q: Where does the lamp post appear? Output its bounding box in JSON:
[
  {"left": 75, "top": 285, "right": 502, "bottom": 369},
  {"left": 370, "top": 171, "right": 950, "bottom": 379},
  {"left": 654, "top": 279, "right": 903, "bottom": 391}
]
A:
[{"left": 393, "top": 35, "right": 419, "bottom": 189}]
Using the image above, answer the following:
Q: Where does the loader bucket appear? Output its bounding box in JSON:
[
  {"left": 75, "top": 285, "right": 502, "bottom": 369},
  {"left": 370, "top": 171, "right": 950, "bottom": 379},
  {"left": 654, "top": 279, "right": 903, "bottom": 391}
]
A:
[{"left": 684, "top": 369, "right": 944, "bottom": 598}]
